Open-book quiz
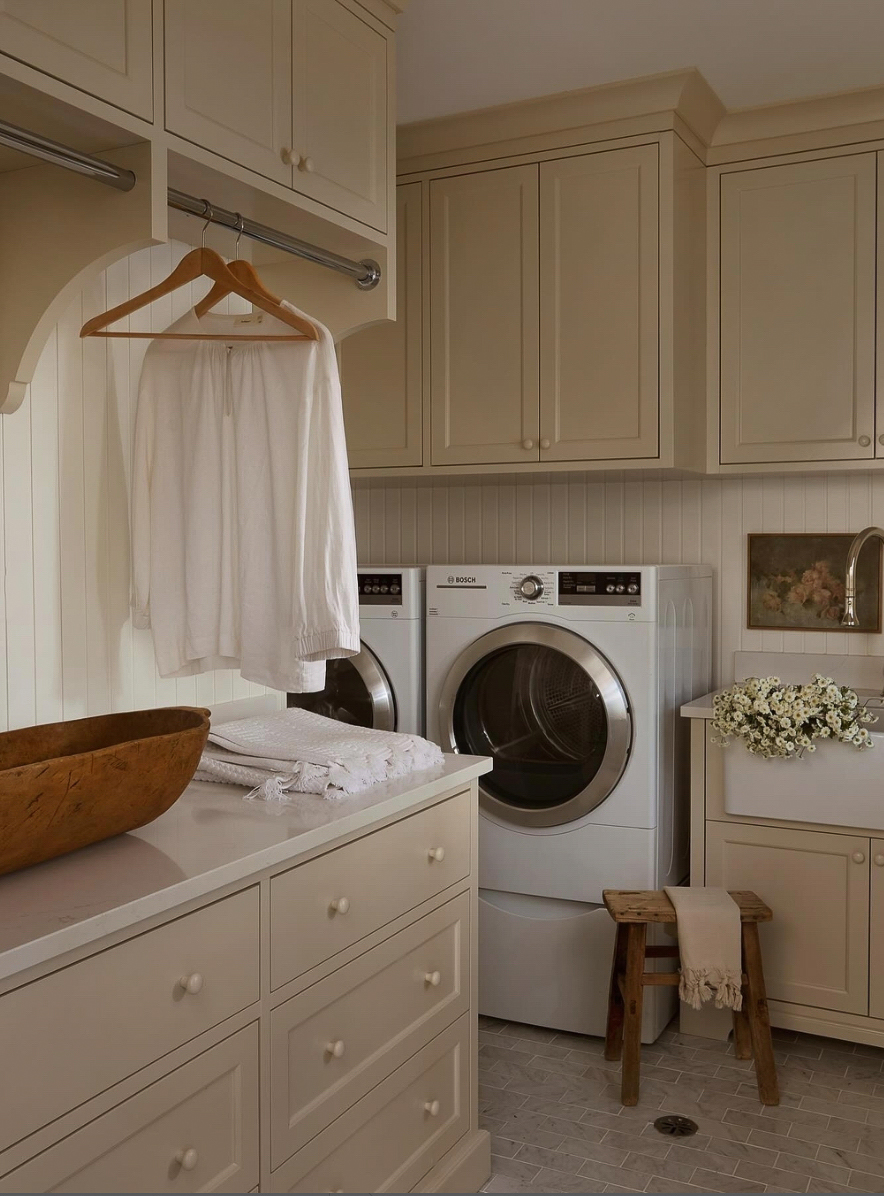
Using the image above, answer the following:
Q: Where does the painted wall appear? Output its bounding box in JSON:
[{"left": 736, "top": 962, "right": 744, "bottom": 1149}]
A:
[
  {"left": 352, "top": 474, "right": 884, "bottom": 686},
  {"left": 0, "top": 241, "right": 271, "bottom": 733}
]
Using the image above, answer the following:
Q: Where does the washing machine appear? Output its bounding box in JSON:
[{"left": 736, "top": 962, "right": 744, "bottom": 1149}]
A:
[
  {"left": 289, "top": 567, "right": 424, "bottom": 734},
  {"left": 425, "top": 564, "right": 712, "bottom": 1039}
]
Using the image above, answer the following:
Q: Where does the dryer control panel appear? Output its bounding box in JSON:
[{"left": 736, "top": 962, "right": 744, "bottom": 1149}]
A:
[
  {"left": 558, "top": 571, "right": 642, "bottom": 606},
  {"left": 358, "top": 572, "right": 403, "bottom": 605}
]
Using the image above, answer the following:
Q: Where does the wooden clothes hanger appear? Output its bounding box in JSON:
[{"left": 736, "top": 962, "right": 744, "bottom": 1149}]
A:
[
  {"left": 80, "top": 207, "right": 319, "bottom": 343},
  {"left": 194, "top": 213, "right": 283, "bottom": 319}
]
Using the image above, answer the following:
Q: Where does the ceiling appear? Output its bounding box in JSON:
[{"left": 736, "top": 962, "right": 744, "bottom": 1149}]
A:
[{"left": 397, "top": 0, "right": 884, "bottom": 125}]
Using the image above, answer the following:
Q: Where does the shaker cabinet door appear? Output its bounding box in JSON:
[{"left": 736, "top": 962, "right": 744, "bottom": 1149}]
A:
[
  {"left": 430, "top": 165, "right": 540, "bottom": 466},
  {"left": 341, "top": 183, "right": 422, "bottom": 468},
  {"left": 539, "top": 145, "right": 659, "bottom": 462},
  {"left": 718, "top": 153, "right": 877, "bottom": 465},
  {"left": 164, "top": 0, "right": 293, "bottom": 185},
  {"left": 870, "top": 839, "right": 884, "bottom": 1019},
  {"left": 706, "top": 821, "right": 870, "bottom": 1015}
]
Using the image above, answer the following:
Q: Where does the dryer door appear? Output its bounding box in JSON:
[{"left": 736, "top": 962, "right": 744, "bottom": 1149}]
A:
[
  {"left": 439, "top": 623, "right": 632, "bottom": 828},
  {"left": 287, "top": 643, "right": 397, "bottom": 731}
]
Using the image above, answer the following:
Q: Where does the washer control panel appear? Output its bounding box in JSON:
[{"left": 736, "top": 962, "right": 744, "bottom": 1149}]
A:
[
  {"left": 558, "top": 570, "right": 642, "bottom": 606},
  {"left": 358, "top": 572, "right": 402, "bottom": 605}
]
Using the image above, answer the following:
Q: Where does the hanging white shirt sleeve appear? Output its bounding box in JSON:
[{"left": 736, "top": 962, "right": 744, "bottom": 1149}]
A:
[{"left": 130, "top": 367, "right": 154, "bottom": 631}]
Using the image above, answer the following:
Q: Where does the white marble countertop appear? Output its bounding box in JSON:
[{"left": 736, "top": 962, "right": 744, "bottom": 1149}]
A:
[{"left": 0, "top": 755, "right": 491, "bottom": 985}]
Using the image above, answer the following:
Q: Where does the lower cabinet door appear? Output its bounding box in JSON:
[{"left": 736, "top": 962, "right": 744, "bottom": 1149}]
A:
[
  {"left": 0, "top": 1025, "right": 259, "bottom": 1193},
  {"left": 271, "top": 1015, "right": 470, "bottom": 1193},
  {"left": 871, "top": 839, "right": 884, "bottom": 1019},
  {"left": 705, "top": 821, "right": 870, "bottom": 1014}
]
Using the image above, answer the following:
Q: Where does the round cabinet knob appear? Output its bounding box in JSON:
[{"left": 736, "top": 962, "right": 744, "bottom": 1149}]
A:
[
  {"left": 326, "top": 1039, "right": 346, "bottom": 1058},
  {"left": 519, "top": 576, "right": 544, "bottom": 600},
  {"left": 875, "top": 854, "right": 884, "bottom": 867},
  {"left": 428, "top": 846, "right": 446, "bottom": 862},
  {"left": 522, "top": 439, "right": 535, "bottom": 451},
  {"left": 539, "top": 438, "right": 551, "bottom": 450},
  {"left": 280, "top": 147, "right": 300, "bottom": 167},
  {"left": 174, "top": 1148, "right": 199, "bottom": 1172},
  {"left": 853, "top": 851, "right": 866, "bottom": 864},
  {"left": 424, "top": 1100, "right": 441, "bottom": 1117},
  {"left": 330, "top": 896, "right": 350, "bottom": 915},
  {"left": 859, "top": 435, "right": 872, "bottom": 447},
  {"left": 298, "top": 156, "right": 315, "bottom": 173},
  {"left": 178, "top": 973, "right": 203, "bottom": 995},
  {"left": 424, "top": 970, "right": 442, "bottom": 987}
]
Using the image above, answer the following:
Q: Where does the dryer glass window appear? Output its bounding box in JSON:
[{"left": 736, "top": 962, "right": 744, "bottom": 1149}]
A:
[
  {"left": 287, "top": 645, "right": 396, "bottom": 731},
  {"left": 452, "top": 644, "right": 608, "bottom": 808}
]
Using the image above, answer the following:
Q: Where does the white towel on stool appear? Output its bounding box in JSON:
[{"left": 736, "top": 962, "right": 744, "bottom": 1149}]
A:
[{"left": 664, "top": 886, "right": 743, "bottom": 1011}]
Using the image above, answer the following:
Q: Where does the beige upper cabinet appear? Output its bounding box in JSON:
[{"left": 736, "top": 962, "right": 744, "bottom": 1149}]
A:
[
  {"left": 164, "top": 0, "right": 293, "bottom": 185},
  {"left": 0, "top": 0, "right": 153, "bottom": 119},
  {"left": 705, "top": 820, "right": 870, "bottom": 1015},
  {"left": 539, "top": 145, "right": 659, "bottom": 462},
  {"left": 291, "top": 0, "right": 388, "bottom": 232},
  {"left": 430, "top": 165, "right": 540, "bottom": 466},
  {"left": 878, "top": 153, "right": 884, "bottom": 461},
  {"left": 340, "top": 183, "right": 422, "bottom": 468},
  {"left": 718, "top": 153, "right": 877, "bottom": 465}
]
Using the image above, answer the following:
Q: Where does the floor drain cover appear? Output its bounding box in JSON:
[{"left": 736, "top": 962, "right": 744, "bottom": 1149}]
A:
[{"left": 654, "top": 1114, "right": 699, "bottom": 1137}]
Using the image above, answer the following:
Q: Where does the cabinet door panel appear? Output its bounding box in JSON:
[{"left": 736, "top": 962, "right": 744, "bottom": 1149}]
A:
[
  {"left": 0, "top": 0, "right": 153, "bottom": 119},
  {"left": 719, "top": 154, "right": 876, "bottom": 464},
  {"left": 430, "top": 166, "right": 539, "bottom": 466},
  {"left": 871, "top": 839, "right": 884, "bottom": 1019},
  {"left": 878, "top": 153, "right": 884, "bottom": 460},
  {"left": 292, "top": 0, "right": 388, "bottom": 232},
  {"left": 540, "top": 145, "right": 659, "bottom": 462},
  {"left": 340, "top": 184, "right": 422, "bottom": 467},
  {"left": 706, "top": 821, "right": 869, "bottom": 1014},
  {"left": 165, "top": 0, "right": 292, "bottom": 185}
]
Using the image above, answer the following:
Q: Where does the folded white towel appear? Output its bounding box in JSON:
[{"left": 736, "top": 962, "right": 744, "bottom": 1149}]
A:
[
  {"left": 664, "top": 886, "right": 743, "bottom": 1011},
  {"left": 195, "top": 707, "right": 444, "bottom": 800}
]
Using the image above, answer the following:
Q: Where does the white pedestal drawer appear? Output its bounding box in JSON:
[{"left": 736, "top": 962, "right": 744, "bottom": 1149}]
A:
[
  {"left": 270, "top": 790, "right": 471, "bottom": 989},
  {"left": 271, "top": 1014, "right": 471, "bottom": 1193},
  {"left": 271, "top": 891, "right": 470, "bottom": 1166},
  {"left": 0, "top": 1024, "right": 259, "bottom": 1193},
  {"left": 0, "top": 888, "right": 259, "bottom": 1154}
]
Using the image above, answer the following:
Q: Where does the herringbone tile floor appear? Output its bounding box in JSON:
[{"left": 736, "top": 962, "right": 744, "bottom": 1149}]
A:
[{"left": 478, "top": 1016, "right": 884, "bottom": 1193}]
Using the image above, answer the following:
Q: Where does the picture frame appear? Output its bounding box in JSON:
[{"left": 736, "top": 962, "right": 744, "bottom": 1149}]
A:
[{"left": 747, "top": 533, "right": 882, "bottom": 633}]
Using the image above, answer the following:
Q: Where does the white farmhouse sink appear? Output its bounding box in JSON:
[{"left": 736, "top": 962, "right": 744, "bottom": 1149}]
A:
[{"left": 721, "top": 700, "right": 884, "bottom": 830}]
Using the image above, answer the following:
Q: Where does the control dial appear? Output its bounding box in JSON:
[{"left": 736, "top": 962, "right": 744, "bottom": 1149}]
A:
[{"left": 519, "top": 575, "right": 544, "bottom": 600}]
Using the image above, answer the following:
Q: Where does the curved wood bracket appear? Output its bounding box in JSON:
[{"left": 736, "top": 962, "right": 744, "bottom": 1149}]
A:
[{"left": 0, "top": 141, "right": 165, "bottom": 415}]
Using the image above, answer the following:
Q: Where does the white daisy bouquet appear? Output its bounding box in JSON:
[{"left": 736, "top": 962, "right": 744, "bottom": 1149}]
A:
[{"left": 712, "top": 674, "right": 876, "bottom": 760}]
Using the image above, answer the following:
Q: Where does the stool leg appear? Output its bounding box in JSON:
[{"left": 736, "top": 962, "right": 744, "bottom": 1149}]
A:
[
  {"left": 732, "top": 986, "right": 753, "bottom": 1060},
  {"left": 605, "top": 924, "right": 629, "bottom": 1061},
  {"left": 620, "top": 922, "right": 647, "bottom": 1107},
  {"left": 742, "top": 922, "right": 779, "bottom": 1106}
]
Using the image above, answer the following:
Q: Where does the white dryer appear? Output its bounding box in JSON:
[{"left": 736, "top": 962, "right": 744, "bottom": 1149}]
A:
[
  {"left": 425, "top": 564, "right": 712, "bottom": 1039},
  {"left": 289, "top": 567, "right": 424, "bottom": 735}
]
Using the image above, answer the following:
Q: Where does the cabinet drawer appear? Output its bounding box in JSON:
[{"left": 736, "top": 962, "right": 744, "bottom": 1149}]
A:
[
  {"left": 271, "top": 892, "right": 470, "bottom": 1166},
  {"left": 270, "top": 791, "right": 471, "bottom": 989},
  {"left": 0, "top": 1024, "right": 259, "bottom": 1193},
  {"left": 272, "top": 1015, "right": 470, "bottom": 1193},
  {"left": 0, "top": 888, "right": 259, "bottom": 1152}
]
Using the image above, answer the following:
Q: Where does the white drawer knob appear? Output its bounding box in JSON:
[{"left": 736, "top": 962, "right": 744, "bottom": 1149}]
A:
[
  {"left": 540, "top": 438, "right": 551, "bottom": 450},
  {"left": 178, "top": 973, "right": 203, "bottom": 995},
  {"left": 859, "top": 435, "right": 872, "bottom": 447},
  {"left": 299, "top": 156, "right": 315, "bottom": 173},
  {"left": 424, "top": 970, "right": 442, "bottom": 987},
  {"left": 326, "top": 1039, "right": 346, "bottom": 1058},
  {"left": 280, "top": 147, "right": 300, "bottom": 167},
  {"left": 424, "top": 1100, "right": 441, "bottom": 1117},
  {"left": 875, "top": 854, "right": 884, "bottom": 867},
  {"left": 853, "top": 851, "right": 866, "bottom": 864},
  {"left": 330, "top": 897, "right": 350, "bottom": 915},
  {"left": 427, "top": 846, "right": 446, "bottom": 862},
  {"left": 522, "top": 439, "right": 535, "bottom": 450},
  {"left": 174, "top": 1148, "right": 199, "bottom": 1172}
]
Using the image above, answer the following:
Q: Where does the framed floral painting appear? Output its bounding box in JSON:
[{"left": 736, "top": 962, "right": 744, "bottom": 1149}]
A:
[{"left": 747, "top": 533, "right": 882, "bottom": 633}]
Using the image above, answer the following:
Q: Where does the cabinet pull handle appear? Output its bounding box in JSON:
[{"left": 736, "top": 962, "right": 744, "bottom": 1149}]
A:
[
  {"left": 424, "top": 1100, "right": 441, "bottom": 1117},
  {"left": 174, "top": 1148, "right": 199, "bottom": 1172},
  {"left": 540, "top": 438, "right": 551, "bottom": 450},
  {"left": 177, "top": 972, "right": 203, "bottom": 995},
  {"left": 326, "top": 1039, "right": 346, "bottom": 1058},
  {"left": 859, "top": 435, "right": 872, "bottom": 447},
  {"left": 522, "top": 439, "right": 535, "bottom": 451},
  {"left": 879, "top": 435, "right": 884, "bottom": 447},
  {"left": 280, "top": 147, "right": 300, "bottom": 167},
  {"left": 424, "top": 970, "right": 442, "bottom": 987},
  {"left": 852, "top": 851, "right": 866, "bottom": 864},
  {"left": 330, "top": 896, "right": 350, "bottom": 915},
  {"left": 299, "top": 156, "right": 315, "bottom": 173},
  {"left": 874, "top": 854, "right": 884, "bottom": 866},
  {"left": 428, "top": 846, "right": 446, "bottom": 862}
]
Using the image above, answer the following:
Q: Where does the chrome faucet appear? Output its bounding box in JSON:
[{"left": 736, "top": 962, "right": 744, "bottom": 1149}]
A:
[{"left": 842, "top": 526, "right": 884, "bottom": 627}]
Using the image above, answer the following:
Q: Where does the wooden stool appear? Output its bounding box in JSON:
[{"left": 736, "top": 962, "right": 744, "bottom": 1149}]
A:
[{"left": 602, "top": 889, "right": 779, "bottom": 1108}]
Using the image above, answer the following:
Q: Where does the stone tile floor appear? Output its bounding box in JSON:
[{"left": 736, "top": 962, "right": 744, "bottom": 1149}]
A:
[{"left": 478, "top": 1015, "right": 884, "bottom": 1193}]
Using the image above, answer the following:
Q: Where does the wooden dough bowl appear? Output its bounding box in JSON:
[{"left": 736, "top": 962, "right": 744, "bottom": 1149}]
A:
[{"left": 0, "top": 707, "right": 210, "bottom": 876}]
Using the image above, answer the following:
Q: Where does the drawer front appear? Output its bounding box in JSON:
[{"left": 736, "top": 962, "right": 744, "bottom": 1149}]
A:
[
  {"left": 0, "top": 888, "right": 259, "bottom": 1153},
  {"left": 273, "top": 1015, "right": 470, "bottom": 1193},
  {"left": 0, "top": 1024, "right": 258, "bottom": 1193},
  {"left": 271, "top": 892, "right": 470, "bottom": 1166},
  {"left": 270, "top": 791, "right": 471, "bottom": 988}
]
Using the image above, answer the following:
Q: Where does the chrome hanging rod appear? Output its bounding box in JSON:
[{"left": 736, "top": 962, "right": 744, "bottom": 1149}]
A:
[{"left": 0, "top": 118, "right": 381, "bottom": 290}]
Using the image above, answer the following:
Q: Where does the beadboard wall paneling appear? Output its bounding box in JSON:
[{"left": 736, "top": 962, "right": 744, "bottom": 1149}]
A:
[
  {"left": 0, "top": 241, "right": 271, "bottom": 733},
  {"left": 352, "top": 474, "right": 884, "bottom": 686}
]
